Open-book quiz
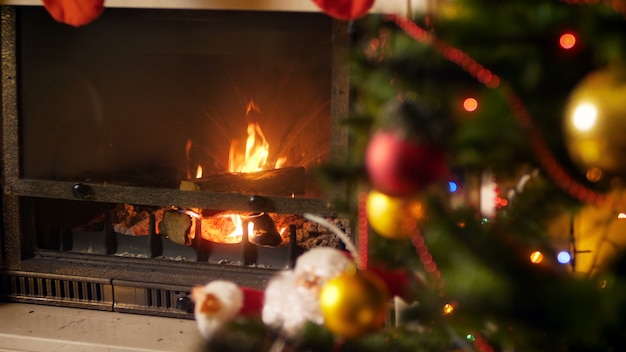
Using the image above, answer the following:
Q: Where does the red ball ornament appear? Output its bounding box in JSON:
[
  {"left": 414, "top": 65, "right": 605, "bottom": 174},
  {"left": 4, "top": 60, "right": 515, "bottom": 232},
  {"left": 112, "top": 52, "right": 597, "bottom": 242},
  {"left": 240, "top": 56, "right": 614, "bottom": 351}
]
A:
[
  {"left": 365, "top": 130, "right": 447, "bottom": 196},
  {"left": 311, "top": 0, "right": 375, "bottom": 20},
  {"left": 43, "top": 0, "right": 105, "bottom": 27}
]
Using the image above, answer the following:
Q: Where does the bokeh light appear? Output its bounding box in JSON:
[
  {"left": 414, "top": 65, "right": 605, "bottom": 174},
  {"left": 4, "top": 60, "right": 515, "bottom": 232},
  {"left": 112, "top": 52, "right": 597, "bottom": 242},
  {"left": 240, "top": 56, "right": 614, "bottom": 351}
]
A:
[
  {"left": 557, "top": 251, "right": 572, "bottom": 264},
  {"left": 463, "top": 97, "right": 478, "bottom": 112},
  {"left": 443, "top": 303, "right": 455, "bottom": 315},
  {"left": 530, "top": 251, "right": 544, "bottom": 264},
  {"left": 559, "top": 33, "right": 576, "bottom": 49},
  {"left": 448, "top": 181, "right": 458, "bottom": 193},
  {"left": 586, "top": 167, "right": 603, "bottom": 182}
]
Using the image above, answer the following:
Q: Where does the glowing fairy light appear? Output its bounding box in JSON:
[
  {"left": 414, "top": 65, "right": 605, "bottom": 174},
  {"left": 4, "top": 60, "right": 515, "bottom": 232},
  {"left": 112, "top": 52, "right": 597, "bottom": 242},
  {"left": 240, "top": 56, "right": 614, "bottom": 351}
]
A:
[
  {"left": 557, "top": 251, "right": 572, "bottom": 264},
  {"left": 448, "top": 181, "right": 458, "bottom": 193},
  {"left": 559, "top": 33, "right": 576, "bottom": 49},
  {"left": 572, "top": 102, "right": 597, "bottom": 132},
  {"left": 443, "top": 303, "right": 455, "bottom": 315},
  {"left": 463, "top": 97, "right": 478, "bottom": 112},
  {"left": 530, "top": 251, "right": 544, "bottom": 264}
]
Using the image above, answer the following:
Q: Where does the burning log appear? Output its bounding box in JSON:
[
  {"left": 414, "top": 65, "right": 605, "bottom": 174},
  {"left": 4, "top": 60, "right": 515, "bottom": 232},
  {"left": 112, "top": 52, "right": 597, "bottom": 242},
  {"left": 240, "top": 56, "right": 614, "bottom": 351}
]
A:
[{"left": 179, "top": 166, "right": 305, "bottom": 196}]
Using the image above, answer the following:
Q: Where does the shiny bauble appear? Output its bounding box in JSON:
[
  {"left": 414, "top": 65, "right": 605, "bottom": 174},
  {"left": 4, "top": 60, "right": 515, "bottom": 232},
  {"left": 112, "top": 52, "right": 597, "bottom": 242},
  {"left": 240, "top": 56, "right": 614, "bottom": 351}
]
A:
[
  {"left": 366, "top": 190, "right": 426, "bottom": 239},
  {"left": 563, "top": 66, "right": 626, "bottom": 177},
  {"left": 319, "top": 269, "right": 389, "bottom": 339},
  {"left": 43, "top": 0, "right": 105, "bottom": 27},
  {"left": 365, "top": 130, "right": 447, "bottom": 197},
  {"left": 311, "top": 0, "right": 375, "bottom": 20}
]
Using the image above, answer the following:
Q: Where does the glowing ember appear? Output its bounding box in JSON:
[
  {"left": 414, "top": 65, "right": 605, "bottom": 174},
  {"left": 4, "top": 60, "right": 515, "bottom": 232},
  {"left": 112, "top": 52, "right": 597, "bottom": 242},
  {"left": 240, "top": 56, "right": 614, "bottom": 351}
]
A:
[{"left": 200, "top": 212, "right": 253, "bottom": 244}]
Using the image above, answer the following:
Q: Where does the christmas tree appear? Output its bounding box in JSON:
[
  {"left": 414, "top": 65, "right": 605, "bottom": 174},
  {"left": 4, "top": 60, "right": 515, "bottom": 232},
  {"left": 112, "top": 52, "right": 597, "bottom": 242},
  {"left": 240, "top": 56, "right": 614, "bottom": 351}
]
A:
[{"left": 187, "top": 1, "right": 626, "bottom": 351}]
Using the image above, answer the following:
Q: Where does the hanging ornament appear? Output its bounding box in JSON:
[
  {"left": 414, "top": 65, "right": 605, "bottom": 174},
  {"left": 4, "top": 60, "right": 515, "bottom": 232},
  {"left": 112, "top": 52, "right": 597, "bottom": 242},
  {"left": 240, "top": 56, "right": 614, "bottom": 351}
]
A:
[
  {"left": 319, "top": 268, "right": 389, "bottom": 339},
  {"left": 366, "top": 190, "right": 426, "bottom": 239},
  {"left": 365, "top": 130, "right": 447, "bottom": 197},
  {"left": 262, "top": 247, "right": 354, "bottom": 338},
  {"left": 191, "top": 281, "right": 264, "bottom": 340},
  {"left": 311, "top": 0, "right": 375, "bottom": 20},
  {"left": 191, "top": 280, "right": 245, "bottom": 340},
  {"left": 43, "top": 0, "right": 105, "bottom": 27},
  {"left": 563, "top": 65, "right": 626, "bottom": 178}
]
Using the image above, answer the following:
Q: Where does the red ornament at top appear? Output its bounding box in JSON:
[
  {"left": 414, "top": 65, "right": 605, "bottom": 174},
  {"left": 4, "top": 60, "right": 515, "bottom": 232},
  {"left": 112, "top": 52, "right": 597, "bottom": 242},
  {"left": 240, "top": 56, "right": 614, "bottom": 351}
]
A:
[
  {"left": 43, "top": 0, "right": 105, "bottom": 27},
  {"left": 365, "top": 130, "right": 447, "bottom": 197},
  {"left": 311, "top": 0, "right": 375, "bottom": 20}
]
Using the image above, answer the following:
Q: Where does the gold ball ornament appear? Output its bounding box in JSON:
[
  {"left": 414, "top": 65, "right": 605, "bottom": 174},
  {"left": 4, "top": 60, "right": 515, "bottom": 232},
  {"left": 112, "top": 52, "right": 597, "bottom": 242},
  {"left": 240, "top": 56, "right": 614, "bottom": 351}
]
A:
[
  {"left": 563, "top": 66, "right": 626, "bottom": 177},
  {"left": 366, "top": 190, "right": 426, "bottom": 239},
  {"left": 319, "top": 268, "right": 389, "bottom": 339}
]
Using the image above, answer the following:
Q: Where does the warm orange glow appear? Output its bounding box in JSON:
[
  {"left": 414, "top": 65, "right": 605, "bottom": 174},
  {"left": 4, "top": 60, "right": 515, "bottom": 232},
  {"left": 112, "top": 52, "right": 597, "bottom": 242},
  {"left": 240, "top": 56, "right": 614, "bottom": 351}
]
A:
[
  {"left": 275, "top": 156, "right": 288, "bottom": 169},
  {"left": 530, "top": 251, "right": 544, "bottom": 264},
  {"left": 200, "top": 213, "right": 244, "bottom": 243},
  {"left": 618, "top": 213, "right": 626, "bottom": 219},
  {"left": 463, "top": 97, "right": 478, "bottom": 112},
  {"left": 559, "top": 33, "right": 576, "bottom": 49},
  {"left": 443, "top": 303, "right": 455, "bottom": 315},
  {"left": 228, "top": 122, "right": 270, "bottom": 173},
  {"left": 180, "top": 209, "right": 201, "bottom": 219},
  {"left": 227, "top": 101, "right": 288, "bottom": 174},
  {"left": 195, "top": 165, "right": 203, "bottom": 179}
]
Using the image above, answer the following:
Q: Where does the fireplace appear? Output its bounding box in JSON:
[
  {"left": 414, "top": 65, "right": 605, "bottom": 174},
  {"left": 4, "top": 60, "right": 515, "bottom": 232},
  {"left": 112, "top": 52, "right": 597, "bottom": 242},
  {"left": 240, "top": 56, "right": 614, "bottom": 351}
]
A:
[{"left": 0, "top": 4, "right": 350, "bottom": 318}]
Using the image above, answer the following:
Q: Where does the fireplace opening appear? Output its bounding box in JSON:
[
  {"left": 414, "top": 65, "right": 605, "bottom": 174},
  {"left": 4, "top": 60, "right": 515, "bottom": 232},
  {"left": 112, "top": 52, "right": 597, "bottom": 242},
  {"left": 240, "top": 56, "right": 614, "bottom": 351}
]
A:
[
  {"left": 1, "top": 5, "right": 350, "bottom": 318},
  {"left": 19, "top": 6, "right": 333, "bottom": 197}
]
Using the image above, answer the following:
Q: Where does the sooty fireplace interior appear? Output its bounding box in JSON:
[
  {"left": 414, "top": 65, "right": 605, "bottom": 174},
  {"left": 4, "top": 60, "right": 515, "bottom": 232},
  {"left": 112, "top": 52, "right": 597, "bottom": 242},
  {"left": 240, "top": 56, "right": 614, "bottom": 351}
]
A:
[{"left": 0, "top": 5, "right": 350, "bottom": 318}]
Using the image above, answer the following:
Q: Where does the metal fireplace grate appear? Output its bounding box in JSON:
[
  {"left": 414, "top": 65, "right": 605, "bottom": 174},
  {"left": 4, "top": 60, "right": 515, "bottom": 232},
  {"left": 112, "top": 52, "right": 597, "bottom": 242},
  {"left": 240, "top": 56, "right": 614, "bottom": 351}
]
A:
[{"left": 0, "top": 270, "right": 194, "bottom": 318}]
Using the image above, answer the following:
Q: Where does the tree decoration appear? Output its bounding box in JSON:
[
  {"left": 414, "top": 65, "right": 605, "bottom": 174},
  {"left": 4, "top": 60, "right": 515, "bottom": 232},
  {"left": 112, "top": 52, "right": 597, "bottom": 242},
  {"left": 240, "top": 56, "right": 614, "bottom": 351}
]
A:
[
  {"left": 42, "top": 0, "right": 105, "bottom": 27},
  {"left": 365, "top": 130, "right": 447, "bottom": 197},
  {"left": 262, "top": 247, "right": 355, "bottom": 338},
  {"left": 182, "top": 1, "right": 626, "bottom": 350},
  {"left": 310, "top": 0, "right": 375, "bottom": 20},
  {"left": 318, "top": 267, "right": 389, "bottom": 339},
  {"left": 191, "top": 280, "right": 245, "bottom": 340},
  {"left": 563, "top": 65, "right": 626, "bottom": 178},
  {"left": 366, "top": 189, "right": 426, "bottom": 239}
]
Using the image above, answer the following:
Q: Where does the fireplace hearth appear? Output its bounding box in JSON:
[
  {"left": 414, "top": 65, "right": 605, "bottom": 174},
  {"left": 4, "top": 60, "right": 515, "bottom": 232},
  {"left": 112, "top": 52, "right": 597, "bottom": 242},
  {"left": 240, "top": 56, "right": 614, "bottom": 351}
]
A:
[{"left": 0, "top": 4, "right": 350, "bottom": 318}]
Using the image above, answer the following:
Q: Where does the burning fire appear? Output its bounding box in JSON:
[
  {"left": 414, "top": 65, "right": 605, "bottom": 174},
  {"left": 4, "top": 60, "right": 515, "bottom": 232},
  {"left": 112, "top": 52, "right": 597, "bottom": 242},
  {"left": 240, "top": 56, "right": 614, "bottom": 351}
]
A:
[
  {"left": 190, "top": 211, "right": 288, "bottom": 244},
  {"left": 183, "top": 100, "right": 290, "bottom": 244},
  {"left": 228, "top": 101, "right": 286, "bottom": 173}
]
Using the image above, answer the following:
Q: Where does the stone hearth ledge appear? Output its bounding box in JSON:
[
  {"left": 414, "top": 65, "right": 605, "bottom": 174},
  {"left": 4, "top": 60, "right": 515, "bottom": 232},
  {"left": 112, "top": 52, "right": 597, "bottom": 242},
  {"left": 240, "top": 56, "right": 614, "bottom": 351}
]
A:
[{"left": 0, "top": 303, "right": 204, "bottom": 352}]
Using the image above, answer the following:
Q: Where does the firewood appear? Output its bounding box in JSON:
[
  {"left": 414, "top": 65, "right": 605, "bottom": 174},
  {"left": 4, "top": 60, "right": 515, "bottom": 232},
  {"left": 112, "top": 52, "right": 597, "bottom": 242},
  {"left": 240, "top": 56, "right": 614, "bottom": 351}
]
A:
[
  {"left": 159, "top": 210, "right": 192, "bottom": 245},
  {"left": 179, "top": 166, "right": 305, "bottom": 196}
]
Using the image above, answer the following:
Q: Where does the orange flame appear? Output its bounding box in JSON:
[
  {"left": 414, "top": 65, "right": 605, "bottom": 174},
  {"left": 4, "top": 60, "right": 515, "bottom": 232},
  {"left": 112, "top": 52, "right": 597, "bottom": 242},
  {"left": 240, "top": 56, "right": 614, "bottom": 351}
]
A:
[
  {"left": 228, "top": 122, "right": 269, "bottom": 173},
  {"left": 199, "top": 212, "right": 256, "bottom": 244},
  {"left": 227, "top": 100, "right": 287, "bottom": 173}
]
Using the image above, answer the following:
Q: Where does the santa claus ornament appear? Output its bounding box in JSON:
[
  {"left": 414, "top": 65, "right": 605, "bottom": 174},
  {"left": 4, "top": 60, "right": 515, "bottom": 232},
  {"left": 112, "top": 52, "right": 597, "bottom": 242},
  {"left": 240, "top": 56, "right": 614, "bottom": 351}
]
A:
[
  {"left": 311, "top": 0, "right": 376, "bottom": 20},
  {"left": 262, "top": 247, "right": 355, "bottom": 338},
  {"left": 191, "top": 280, "right": 264, "bottom": 340}
]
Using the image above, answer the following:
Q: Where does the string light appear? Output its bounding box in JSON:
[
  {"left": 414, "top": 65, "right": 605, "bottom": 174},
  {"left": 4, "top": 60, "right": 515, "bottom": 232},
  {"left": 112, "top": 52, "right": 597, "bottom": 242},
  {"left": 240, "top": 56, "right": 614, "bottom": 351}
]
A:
[
  {"left": 530, "top": 251, "right": 544, "bottom": 264},
  {"left": 387, "top": 14, "right": 622, "bottom": 210},
  {"left": 443, "top": 303, "right": 455, "bottom": 315},
  {"left": 463, "top": 97, "right": 479, "bottom": 112},
  {"left": 557, "top": 251, "right": 572, "bottom": 264},
  {"left": 559, "top": 32, "right": 577, "bottom": 49}
]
